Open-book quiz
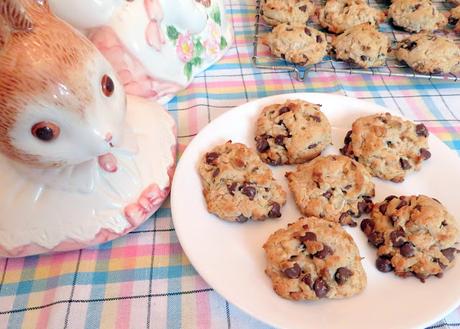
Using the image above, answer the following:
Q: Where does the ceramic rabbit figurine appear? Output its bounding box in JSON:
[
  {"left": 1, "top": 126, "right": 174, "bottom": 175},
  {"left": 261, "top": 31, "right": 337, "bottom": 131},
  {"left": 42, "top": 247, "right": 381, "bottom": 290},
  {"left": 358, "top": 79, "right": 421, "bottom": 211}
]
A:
[
  {"left": 0, "top": 0, "right": 177, "bottom": 257},
  {"left": 49, "top": 0, "right": 233, "bottom": 104}
]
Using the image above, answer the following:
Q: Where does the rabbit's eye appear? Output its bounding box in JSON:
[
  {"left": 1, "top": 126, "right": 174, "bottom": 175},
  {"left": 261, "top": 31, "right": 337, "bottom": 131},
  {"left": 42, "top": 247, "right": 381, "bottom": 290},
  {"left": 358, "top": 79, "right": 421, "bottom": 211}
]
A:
[
  {"left": 31, "top": 122, "right": 60, "bottom": 142},
  {"left": 101, "top": 74, "right": 114, "bottom": 97}
]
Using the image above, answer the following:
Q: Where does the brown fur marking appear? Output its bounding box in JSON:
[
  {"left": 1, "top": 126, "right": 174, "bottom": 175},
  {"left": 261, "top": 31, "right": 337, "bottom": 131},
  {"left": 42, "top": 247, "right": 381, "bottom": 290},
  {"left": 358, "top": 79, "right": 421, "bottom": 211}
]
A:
[{"left": 0, "top": 0, "right": 98, "bottom": 167}]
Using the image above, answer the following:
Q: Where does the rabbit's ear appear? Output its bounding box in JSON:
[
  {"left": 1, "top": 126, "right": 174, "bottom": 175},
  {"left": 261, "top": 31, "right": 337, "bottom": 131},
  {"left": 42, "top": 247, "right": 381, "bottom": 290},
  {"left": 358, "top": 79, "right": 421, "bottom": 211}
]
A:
[{"left": 0, "top": 0, "right": 33, "bottom": 31}]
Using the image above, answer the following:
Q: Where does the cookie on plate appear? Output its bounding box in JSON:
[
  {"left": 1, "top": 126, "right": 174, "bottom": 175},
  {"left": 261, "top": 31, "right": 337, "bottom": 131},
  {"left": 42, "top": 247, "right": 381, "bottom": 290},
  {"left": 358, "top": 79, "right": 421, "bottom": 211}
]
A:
[
  {"left": 449, "top": 6, "right": 460, "bottom": 33},
  {"left": 340, "top": 112, "right": 431, "bottom": 182},
  {"left": 261, "top": 0, "right": 315, "bottom": 26},
  {"left": 261, "top": 24, "right": 328, "bottom": 66},
  {"left": 331, "top": 23, "right": 390, "bottom": 68},
  {"left": 389, "top": 0, "right": 447, "bottom": 33},
  {"left": 395, "top": 33, "right": 460, "bottom": 74},
  {"left": 285, "top": 155, "right": 375, "bottom": 226},
  {"left": 362, "top": 195, "right": 460, "bottom": 282},
  {"left": 263, "top": 216, "right": 367, "bottom": 300},
  {"left": 318, "top": 0, "right": 385, "bottom": 34},
  {"left": 255, "top": 99, "right": 331, "bottom": 165},
  {"left": 198, "top": 141, "right": 287, "bottom": 222}
]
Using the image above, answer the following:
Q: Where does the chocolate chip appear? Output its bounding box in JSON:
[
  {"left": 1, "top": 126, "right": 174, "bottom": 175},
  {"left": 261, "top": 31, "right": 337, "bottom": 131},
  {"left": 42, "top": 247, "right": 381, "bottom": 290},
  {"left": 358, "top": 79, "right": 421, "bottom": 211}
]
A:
[
  {"left": 283, "top": 263, "right": 301, "bottom": 278},
  {"left": 390, "top": 228, "right": 405, "bottom": 247},
  {"left": 344, "top": 184, "right": 352, "bottom": 190},
  {"left": 413, "top": 4, "right": 421, "bottom": 10},
  {"left": 403, "top": 41, "right": 417, "bottom": 51},
  {"left": 299, "top": 4, "right": 308, "bottom": 12},
  {"left": 302, "top": 274, "right": 313, "bottom": 288},
  {"left": 206, "top": 152, "right": 219, "bottom": 165},
  {"left": 316, "top": 35, "right": 323, "bottom": 43},
  {"left": 310, "top": 115, "right": 321, "bottom": 122},
  {"left": 396, "top": 200, "right": 408, "bottom": 210},
  {"left": 415, "top": 123, "right": 428, "bottom": 137},
  {"left": 420, "top": 148, "right": 431, "bottom": 160},
  {"left": 240, "top": 184, "right": 256, "bottom": 200},
  {"left": 360, "top": 55, "right": 369, "bottom": 62},
  {"left": 227, "top": 182, "right": 237, "bottom": 195},
  {"left": 274, "top": 135, "right": 285, "bottom": 145},
  {"left": 449, "top": 16, "right": 459, "bottom": 26},
  {"left": 434, "top": 257, "right": 447, "bottom": 270},
  {"left": 335, "top": 267, "right": 353, "bottom": 285},
  {"left": 368, "top": 231, "right": 384, "bottom": 247},
  {"left": 322, "top": 190, "right": 333, "bottom": 199},
  {"left": 400, "top": 158, "right": 412, "bottom": 170},
  {"left": 358, "top": 200, "right": 373, "bottom": 215},
  {"left": 313, "top": 278, "right": 329, "bottom": 298},
  {"left": 344, "top": 130, "right": 352, "bottom": 144},
  {"left": 340, "top": 143, "right": 353, "bottom": 156},
  {"left": 308, "top": 143, "right": 318, "bottom": 149},
  {"left": 212, "top": 168, "right": 220, "bottom": 177},
  {"left": 236, "top": 215, "right": 249, "bottom": 223},
  {"left": 268, "top": 202, "right": 281, "bottom": 218},
  {"left": 256, "top": 136, "right": 270, "bottom": 153},
  {"left": 338, "top": 212, "right": 350, "bottom": 224},
  {"left": 304, "top": 27, "right": 311, "bottom": 36},
  {"left": 314, "top": 244, "right": 333, "bottom": 259},
  {"left": 385, "top": 195, "right": 397, "bottom": 202},
  {"left": 280, "top": 53, "right": 286, "bottom": 59},
  {"left": 376, "top": 256, "right": 393, "bottom": 272},
  {"left": 379, "top": 203, "right": 388, "bottom": 215},
  {"left": 299, "top": 232, "right": 317, "bottom": 242},
  {"left": 279, "top": 106, "right": 290, "bottom": 115},
  {"left": 400, "top": 242, "right": 415, "bottom": 257},
  {"left": 441, "top": 248, "right": 457, "bottom": 262},
  {"left": 360, "top": 218, "right": 375, "bottom": 236},
  {"left": 286, "top": 27, "right": 293, "bottom": 32}
]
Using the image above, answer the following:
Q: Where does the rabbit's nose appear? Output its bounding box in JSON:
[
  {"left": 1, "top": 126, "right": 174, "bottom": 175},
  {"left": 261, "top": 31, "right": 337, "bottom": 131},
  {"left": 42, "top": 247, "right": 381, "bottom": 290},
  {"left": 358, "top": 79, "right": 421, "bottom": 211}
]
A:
[{"left": 105, "top": 133, "right": 114, "bottom": 148}]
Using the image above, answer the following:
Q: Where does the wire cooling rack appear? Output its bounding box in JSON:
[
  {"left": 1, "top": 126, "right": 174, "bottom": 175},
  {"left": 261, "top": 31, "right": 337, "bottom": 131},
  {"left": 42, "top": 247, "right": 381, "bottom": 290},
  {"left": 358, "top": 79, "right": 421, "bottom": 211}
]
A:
[{"left": 252, "top": 0, "right": 460, "bottom": 81}]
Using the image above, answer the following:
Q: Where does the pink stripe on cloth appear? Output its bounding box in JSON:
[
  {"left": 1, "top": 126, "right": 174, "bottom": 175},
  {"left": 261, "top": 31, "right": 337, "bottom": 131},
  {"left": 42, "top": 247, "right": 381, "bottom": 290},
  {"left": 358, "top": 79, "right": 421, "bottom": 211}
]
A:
[
  {"left": 195, "top": 276, "right": 211, "bottom": 329},
  {"left": 115, "top": 281, "right": 134, "bottom": 329}
]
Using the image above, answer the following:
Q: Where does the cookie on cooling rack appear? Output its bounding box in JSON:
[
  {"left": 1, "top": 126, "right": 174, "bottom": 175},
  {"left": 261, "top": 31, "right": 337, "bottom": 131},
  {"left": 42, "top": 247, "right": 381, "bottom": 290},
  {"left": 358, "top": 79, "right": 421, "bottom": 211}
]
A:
[
  {"left": 285, "top": 155, "right": 375, "bottom": 226},
  {"left": 388, "top": 0, "right": 447, "bottom": 33},
  {"left": 198, "top": 141, "right": 287, "bottom": 223},
  {"left": 263, "top": 216, "right": 367, "bottom": 300},
  {"left": 395, "top": 33, "right": 460, "bottom": 74},
  {"left": 261, "top": 24, "right": 328, "bottom": 66},
  {"left": 362, "top": 195, "right": 460, "bottom": 282},
  {"left": 255, "top": 99, "right": 331, "bottom": 165},
  {"left": 340, "top": 112, "right": 431, "bottom": 183},
  {"left": 331, "top": 23, "right": 390, "bottom": 68},
  {"left": 318, "top": 0, "right": 385, "bottom": 34},
  {"left": 261, "top": 0, "right": 315, "bottom": 26},
  {"left": 449, "top": 6, "right": 460, "bottom": 33}
]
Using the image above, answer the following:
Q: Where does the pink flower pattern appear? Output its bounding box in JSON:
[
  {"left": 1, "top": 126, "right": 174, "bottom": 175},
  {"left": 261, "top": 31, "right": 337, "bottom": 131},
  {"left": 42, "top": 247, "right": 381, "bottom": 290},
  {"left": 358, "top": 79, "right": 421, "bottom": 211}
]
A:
[{"left": 176, "top": 33, "right": 194, "bottom": 62}]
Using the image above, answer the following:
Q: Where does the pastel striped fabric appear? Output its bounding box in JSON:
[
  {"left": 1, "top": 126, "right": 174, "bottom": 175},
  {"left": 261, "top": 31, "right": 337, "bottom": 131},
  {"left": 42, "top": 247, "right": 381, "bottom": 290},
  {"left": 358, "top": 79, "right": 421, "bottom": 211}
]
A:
[{"left": 1, "top": 1, "right": 460, "bottom": 328}]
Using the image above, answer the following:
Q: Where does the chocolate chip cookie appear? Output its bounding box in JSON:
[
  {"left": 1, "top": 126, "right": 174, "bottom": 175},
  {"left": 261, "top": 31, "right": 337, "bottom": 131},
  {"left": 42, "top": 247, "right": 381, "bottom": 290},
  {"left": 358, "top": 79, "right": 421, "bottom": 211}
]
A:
[
  {"left": 263, "top": 216, "right": 367, "bottom": 300},
  {"left": 340, "top": 112, "right": 431, "bottom": 183},
  {"left": 255, "top": 99, "right": 331, "bottom": 165},
  {"left": 261, "top": 0, "right": 315, "bottom": 26},
  {"left": 318, "top": 0, "right": 385, "bottom": 34},
  {"left": 331, "top": 23, "right": 390, "bottom": 68},
  {"left": 362, "top": 195, "right": 460, "bottom": 282},
  {"left": 198, "top": 141, "right": 287, "bottom": 222},
  {"left": 261, "top": 24, "right": 328, "bottom": 66},
  {"left": 286, "top": 155, "right": 375, "bottom": 226},
  {"left": 389, "top": 0, "right": 447, "bottom": 33},
  {"left": 449, "top": 6, "right": 460, "bottom": 33},
  {"left": 395, "top": 33, "right": 460, "bottom": 74}
]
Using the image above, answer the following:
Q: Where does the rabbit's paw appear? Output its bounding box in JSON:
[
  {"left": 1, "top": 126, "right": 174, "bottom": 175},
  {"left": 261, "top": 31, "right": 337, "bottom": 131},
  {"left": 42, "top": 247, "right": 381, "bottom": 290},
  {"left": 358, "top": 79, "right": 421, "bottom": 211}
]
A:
[
  {"left": 124, "top": 184, "right": 168, "bottom": 226},
  {"left": 98, "top": 153, "right": 118, "bottom": 173}
]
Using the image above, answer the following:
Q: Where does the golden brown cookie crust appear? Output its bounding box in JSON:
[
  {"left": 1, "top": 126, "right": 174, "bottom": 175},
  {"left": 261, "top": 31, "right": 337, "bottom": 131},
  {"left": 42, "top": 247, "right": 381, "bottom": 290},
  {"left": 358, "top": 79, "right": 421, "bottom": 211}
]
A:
[
  {"left": 263, "top": 216, "right": 367, "bottom": 300},
  {"left": 198, "top": 141, "right": 287, "bottom": 222},
  {"left": 340, "top": 112, "right": 431, "bottom": 182},
  {"left": 255, "top": 99, "right": 331, "bottom": 165},
  {"left": 286, "top": 155, "right": 375, "bottom": 226},
  {"left": 362, "top": 195, "right": 460, "bottom": 282}
]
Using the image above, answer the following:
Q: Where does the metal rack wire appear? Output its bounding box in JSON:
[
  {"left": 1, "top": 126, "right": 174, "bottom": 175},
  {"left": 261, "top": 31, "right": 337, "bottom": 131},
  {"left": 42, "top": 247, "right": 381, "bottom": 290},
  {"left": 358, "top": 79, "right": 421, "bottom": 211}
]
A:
[{"left": 252, "top": 0, "right": 460, "bottom": 81}]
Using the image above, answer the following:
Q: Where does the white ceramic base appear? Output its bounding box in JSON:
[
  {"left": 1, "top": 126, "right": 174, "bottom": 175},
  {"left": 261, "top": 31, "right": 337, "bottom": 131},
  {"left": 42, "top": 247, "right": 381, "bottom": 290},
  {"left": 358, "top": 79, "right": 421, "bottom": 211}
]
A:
[{"left": 0, "top": 96, "right": 176, "bottom": 257}]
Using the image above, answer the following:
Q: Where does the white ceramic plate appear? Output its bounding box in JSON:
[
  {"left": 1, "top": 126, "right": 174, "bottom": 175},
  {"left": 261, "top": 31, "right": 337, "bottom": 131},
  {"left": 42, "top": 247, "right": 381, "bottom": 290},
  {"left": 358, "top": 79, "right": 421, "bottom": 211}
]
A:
[{"left": 171, "top": 93, "right": 460, "bottom": 329}]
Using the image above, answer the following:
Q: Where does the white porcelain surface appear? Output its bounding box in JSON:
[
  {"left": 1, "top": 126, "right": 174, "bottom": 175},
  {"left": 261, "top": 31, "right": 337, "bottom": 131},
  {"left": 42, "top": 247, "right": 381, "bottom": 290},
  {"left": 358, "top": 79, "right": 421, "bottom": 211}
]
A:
[
  {"left": 50, "top": 0, "right": 233, "bottom": 104},
  {"left": 171, "top": 93, "right": 460, "bottom": 329}
]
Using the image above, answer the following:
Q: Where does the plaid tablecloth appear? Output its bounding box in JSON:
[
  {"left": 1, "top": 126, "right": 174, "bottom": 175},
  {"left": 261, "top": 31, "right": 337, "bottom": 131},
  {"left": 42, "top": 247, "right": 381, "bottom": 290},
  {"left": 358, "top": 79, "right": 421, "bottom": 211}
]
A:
[{"left": 1, "top": 1, "right": 460, "bottom": 328}]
